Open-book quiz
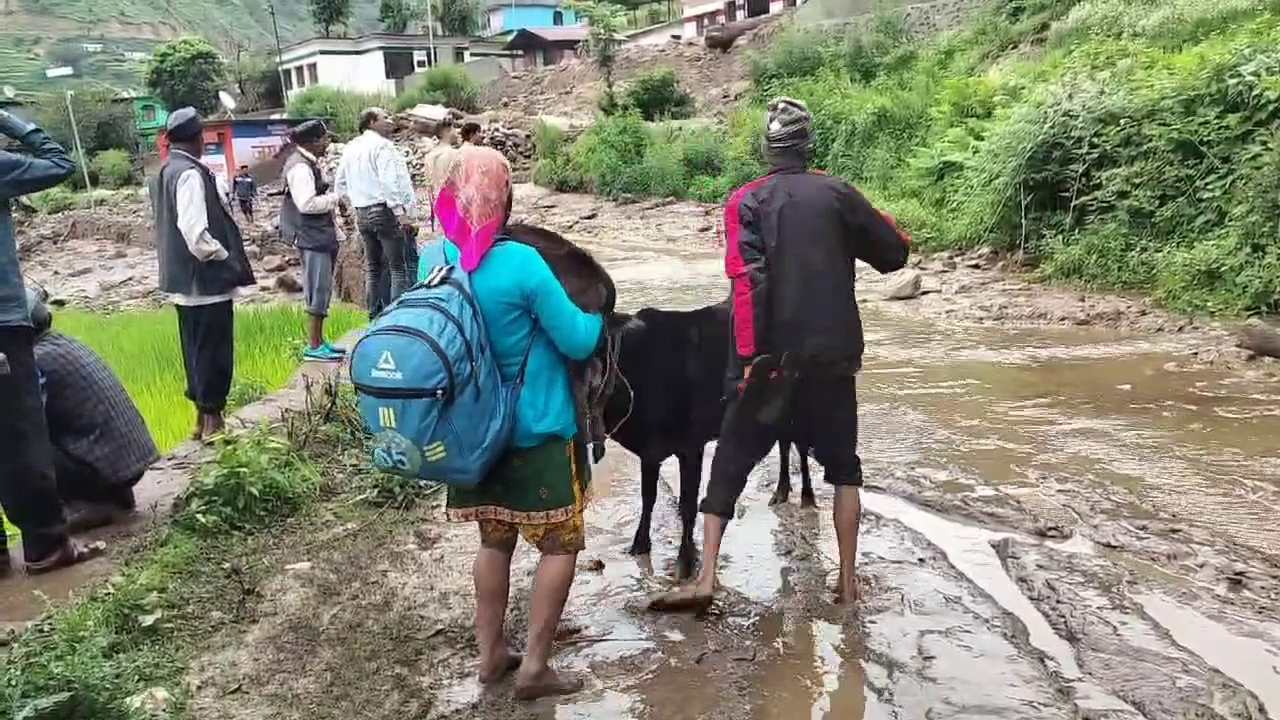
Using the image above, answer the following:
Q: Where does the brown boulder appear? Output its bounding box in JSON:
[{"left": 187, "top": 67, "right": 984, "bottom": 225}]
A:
[{"left": 1237, "top": 318, "right": 1280, "bottom": 358}]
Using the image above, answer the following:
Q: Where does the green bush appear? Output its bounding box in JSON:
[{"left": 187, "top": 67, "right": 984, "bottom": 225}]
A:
[
  {"left": 90, "top": 149, "right": 135, "bottom": 189},
  {"left": 623, "top": 68, "right": 695, "bottom": 121},
  {"left": 29, "top": 186, "right": 79, "bottom": 214},
  {"left": 288, "top": 87, "right": 391, "bottom": 139},
  {"left": 393, "top": 65, "right": 480, "bottom": 113},
  {"left": 532, "top": 110, "right": 764, "bottom": 202},
  {"left": 543, "top": 0, "right": 1280, "bottom": 316}
]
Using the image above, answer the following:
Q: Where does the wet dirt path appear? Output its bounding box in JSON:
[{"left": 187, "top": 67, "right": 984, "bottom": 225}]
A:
[{"left": 430, "top": 187, "right": 1280, "bottom": 719}]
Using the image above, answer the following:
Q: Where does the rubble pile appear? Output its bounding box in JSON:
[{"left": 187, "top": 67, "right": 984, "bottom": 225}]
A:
[{"left": 488, "top": 13, "right": 788, "bottom": 121}]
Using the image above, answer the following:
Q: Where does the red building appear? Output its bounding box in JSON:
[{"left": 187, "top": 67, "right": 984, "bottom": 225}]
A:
[{"left": 156, "top": 117, "right": 316, "bottom": 182}]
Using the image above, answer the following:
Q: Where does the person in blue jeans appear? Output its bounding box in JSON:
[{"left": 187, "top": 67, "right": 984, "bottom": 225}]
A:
[{"left": 431, "top": 146, "right": 606, "bottom": 701}]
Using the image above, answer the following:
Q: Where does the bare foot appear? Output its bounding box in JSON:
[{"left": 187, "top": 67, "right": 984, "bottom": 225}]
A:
[
  {"left": 833, "top": 574, "right": 860, "bottom": 605},
  {"left": 478, "top": 651, "right": 522, "bottom": 685},
  {"left": 647, "top": 584, "right": 714, "bottom": 614},
  {"left": 513, "top": 666, "right": 584, "bottom": 701}
]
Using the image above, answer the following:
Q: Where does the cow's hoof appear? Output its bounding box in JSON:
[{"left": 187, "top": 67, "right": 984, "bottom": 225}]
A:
[
  {"left": 628, "top": 541, "right": 652, "bottom": 556},
  {"left": 800, "top": 492, "right": 817, "bottom": 509},
  {"left": 768, "top": 490, "right": 790, "bottom": 506}
]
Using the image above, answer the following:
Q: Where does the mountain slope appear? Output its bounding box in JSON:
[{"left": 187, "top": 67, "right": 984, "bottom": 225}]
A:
[{"left": 0, "top": 0, "right": 381, "bottom": 90}]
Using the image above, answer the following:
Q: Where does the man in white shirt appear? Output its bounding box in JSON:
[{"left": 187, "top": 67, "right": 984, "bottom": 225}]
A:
[
  {"left": 334, "top": 107, "right": 416, "bottom": 317},
  {"left": 151, "top": 107, "right": 256, "bottom": 442},
  {"left": 281, "top": 120, "right": 346, "bottom": 362}
]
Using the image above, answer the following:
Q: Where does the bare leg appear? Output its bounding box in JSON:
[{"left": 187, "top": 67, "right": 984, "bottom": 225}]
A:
[
  {"left": 307, "top": 314, "right": 324, "bottom": 351},
  {"left": 833, "top": 486, "right": 861, "bottom": 603},
  {"left": 515, "top": 553, "right": 583, "bottom": 700},
  {"left": 474, "top": 546, "right": 520, "bottom": 683},
  {"left": 693, "top": 514, "right": 725, "bottom": 595}
]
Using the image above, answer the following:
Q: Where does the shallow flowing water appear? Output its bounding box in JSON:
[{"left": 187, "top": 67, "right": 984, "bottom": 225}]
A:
[{"left": 429, "top": 224, "right": 1280, "bottom": 719}]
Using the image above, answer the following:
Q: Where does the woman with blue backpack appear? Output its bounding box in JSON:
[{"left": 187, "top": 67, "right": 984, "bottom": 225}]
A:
[{"left": 412, "top": 146, "right": 603, "bottom": 700}]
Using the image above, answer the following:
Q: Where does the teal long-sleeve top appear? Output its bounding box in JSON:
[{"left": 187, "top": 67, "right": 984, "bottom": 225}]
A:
[{"left": 421, "top": 239, "right": 604, "bottom": 448}]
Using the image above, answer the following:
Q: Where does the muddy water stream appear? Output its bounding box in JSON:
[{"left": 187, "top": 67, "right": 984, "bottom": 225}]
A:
[
  {"left": 5, "top": 188, "right": 1280, "bottom": 719},
  {"left": 435, "top": 228, "right": 1280, "bottom": 719}
]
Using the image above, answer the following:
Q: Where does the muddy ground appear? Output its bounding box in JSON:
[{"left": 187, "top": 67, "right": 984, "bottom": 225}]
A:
[{"left": 6, "top": 185, "right": 1280, "bottom": 719}]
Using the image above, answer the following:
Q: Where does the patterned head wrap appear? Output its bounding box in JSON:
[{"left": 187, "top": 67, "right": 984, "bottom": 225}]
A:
[
  {"left": 764, "top": 96, "right": 814, "bottom": 157},
  {"left": 433, "top": 145, "right": 512, "bottom": 272}
]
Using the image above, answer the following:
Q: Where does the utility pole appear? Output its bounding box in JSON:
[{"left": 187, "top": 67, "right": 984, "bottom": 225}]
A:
[
  {"left": 267, "top": 1, "right": 289, "bottom": 106},
  {"left": 63, "top": 89, "right": 94, "bottom": 207},
  {"left": 425, "top": 0, "right": 436, "bottom": 67}
]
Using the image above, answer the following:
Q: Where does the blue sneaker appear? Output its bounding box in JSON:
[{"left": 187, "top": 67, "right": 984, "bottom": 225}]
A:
[
  {"left": 303, "top": 345, "right": 343, "bottom": 362},
  {"left": 322, "top": 341, "right": 347, "bottom": 355}
]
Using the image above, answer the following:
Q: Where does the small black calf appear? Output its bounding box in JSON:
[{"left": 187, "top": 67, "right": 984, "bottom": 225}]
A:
[{"left": 604, "top": 301, "right": 814, "bottom": 579}]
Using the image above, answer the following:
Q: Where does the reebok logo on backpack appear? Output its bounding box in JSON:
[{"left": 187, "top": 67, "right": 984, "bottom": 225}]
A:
[{"left": 348, "top": 240, "right": 531, "bottom": 488}]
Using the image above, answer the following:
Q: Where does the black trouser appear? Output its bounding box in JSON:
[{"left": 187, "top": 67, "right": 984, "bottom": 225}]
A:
[
  {"left": 52, "top": 444, "right": 137, "bottom": 508},
  {"left": 176, "top": 301, "right": 235, "bottom": 414},
  {"left": 0, "top": 325, "right": 68, "bottom": 558},
  {"left": 237, "top": 198, "right": 254, "bottom": 219},
  {"left": 356, "top": 204, "right": 413, "bottom": 317},
  {"left": 700, "top": 372, "right": 864, "bottom": 519}
]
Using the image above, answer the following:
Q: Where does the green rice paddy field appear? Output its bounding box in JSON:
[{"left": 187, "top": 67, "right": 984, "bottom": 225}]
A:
[{"left": 2, "top": 303, "right": 365, "bottom": 540}]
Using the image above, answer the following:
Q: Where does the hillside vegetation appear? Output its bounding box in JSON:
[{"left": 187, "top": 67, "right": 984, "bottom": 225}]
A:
[{"left": 535, "top": 0, "right": 1280, "bottom": 316}]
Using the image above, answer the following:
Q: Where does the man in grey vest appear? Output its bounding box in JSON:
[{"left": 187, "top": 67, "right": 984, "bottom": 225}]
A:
[
  {"left": 152, "top": 107, "right": 256, "bottom": 442},
  {"left": 281, "top": 119, "right": 345, "bottom": 362}
]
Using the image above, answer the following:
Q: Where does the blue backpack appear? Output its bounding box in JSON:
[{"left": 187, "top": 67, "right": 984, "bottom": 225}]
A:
[{"left": 348, "top": 240, "right": 531, "bottom": 488}]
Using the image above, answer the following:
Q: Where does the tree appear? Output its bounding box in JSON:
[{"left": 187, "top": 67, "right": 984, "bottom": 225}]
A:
[
  {"left": 435, "top": 0, "right": 479, "bottom": 36},
  {"left": 311, "top": 0, "right": 353, "bottom": 37},
  {"left": 568, "top": 1, "right": 626, "bottom": 112},
  {"left": 146, "top": 37, "right": 228, "bottom": 115},
  {"left": 379, "top": 0, "right": 419, "bottom": 33}
]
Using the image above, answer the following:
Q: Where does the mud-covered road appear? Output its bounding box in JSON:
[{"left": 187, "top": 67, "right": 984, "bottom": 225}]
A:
[
  {"left": 433, "top": 186, "right": 1280, "bottom": 719},
  {"left": 7, "top": 185, "right": 1280, "bottom": 719}
]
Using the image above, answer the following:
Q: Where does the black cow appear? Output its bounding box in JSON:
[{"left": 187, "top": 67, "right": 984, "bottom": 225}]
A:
[{"left": 603, "top": 301, "right": 813, "bottom": 579}]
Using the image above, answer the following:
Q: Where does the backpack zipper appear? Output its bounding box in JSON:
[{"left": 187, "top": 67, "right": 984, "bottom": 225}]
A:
[
  {"left": 355, "top": 385, "right": 447, "bottom": 400},
  {"left": 392, "top": 298, "right": 479, "bottom": 383},
  {"left": 352, "top": 325, "right": 456, "bottom": 402}
]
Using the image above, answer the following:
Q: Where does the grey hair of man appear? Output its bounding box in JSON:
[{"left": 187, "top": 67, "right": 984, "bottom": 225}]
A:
[{"left": 763, "top": 96, "right": 815, "bottom": 165}]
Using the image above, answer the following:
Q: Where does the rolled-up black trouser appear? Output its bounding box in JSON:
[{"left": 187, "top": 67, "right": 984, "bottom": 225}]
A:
[
  {"left": 0, "top": 325, "right": 68, "bottom": 558},
  {"left": 355, "top": 204, "right": 412, "bottom": 317},
  {"left": 175, "top": 301, "right": 234, "bottom": 414},
  {"left": 700, "top": 372, "right": 864, "bottom": 519}
]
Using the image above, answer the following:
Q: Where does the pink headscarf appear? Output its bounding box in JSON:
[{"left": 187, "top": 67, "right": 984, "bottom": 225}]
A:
[{"left": 433, "top": 145, "right": 512, "bottom": 272}]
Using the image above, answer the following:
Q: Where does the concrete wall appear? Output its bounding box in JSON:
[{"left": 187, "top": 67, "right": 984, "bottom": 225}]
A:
[
  {"left": 282, "top": 52, "right": 393, "bottom": 101},
  {"left": 485, "top": 4, "right": 578, "bottom": 34},
  {"left": 626, "top": 20, "right": 685, "bottom": 45}
]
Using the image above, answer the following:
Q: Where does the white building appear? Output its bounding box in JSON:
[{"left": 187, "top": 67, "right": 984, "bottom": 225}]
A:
[
  {"left": 681, "top": 0, "right": 798, "bottom": 38},
  {"left": 277, "top": 34, "right": 475, "bottom": 101}
]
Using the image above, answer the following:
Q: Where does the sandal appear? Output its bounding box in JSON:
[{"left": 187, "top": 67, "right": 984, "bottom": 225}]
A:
[{"left": 25, "top": 539, "right": 107, "bottom": 576}]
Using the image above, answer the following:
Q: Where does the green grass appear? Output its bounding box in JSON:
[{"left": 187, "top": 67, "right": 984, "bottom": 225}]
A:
[
  {"left": 56, "top": 303, "right": 365, "bottom": 453},
  {"left": 536, "top": 0, "right": 1280, "bottom": 317},
  {"left": 1, "top": 386, "right": 392, "bottom": 720},
  {"left": 2, "top": 303, "right": 363, "bottom": 542}
]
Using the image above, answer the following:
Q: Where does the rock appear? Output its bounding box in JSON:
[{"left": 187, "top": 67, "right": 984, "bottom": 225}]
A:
[
  {"left": 244, "top": 244, "right": 262, "bottom": 261},
  {"left": 579, "top": 209, "right": 598, "bottom": 220},
  {"left": 1237, "top": 318, "right": 1280, "bottom": 359},
  {"left": 67, "top": 265, "right": 94, "bottom": 278},
  {"left": 274, "top": 273, "right": 303, "bottom": 293},
  {"left": 261, "top": 254, "right": 288, "bottom": 272},
  {"left": 941, "top": 257, "right": 957, "bottom": 271},
  {"left": 884, "top": 270, "right": 923, "bottom": 301},
  {"left": 107, "top": 248, "right": 128, "bottom": 260}
]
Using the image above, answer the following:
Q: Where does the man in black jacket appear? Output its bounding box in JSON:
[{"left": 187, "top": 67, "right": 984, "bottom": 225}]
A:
[
  {"left": 0, "top": 108, "right": 106, "bottom": 573},
  {"left": 152, "top": 107, "right": 256, "bottom": 441},
  {"left": 652, "top": 97, "right": 911, "bottom": 611}
]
